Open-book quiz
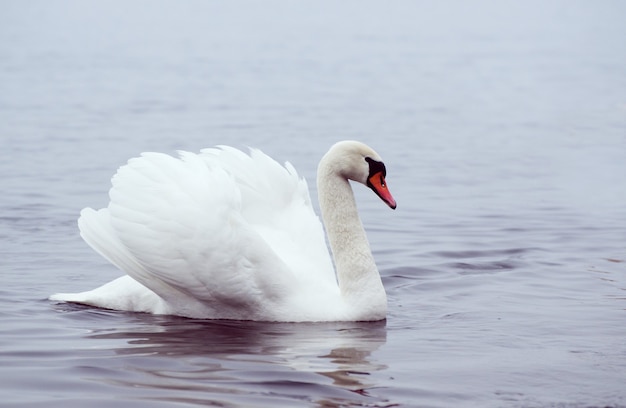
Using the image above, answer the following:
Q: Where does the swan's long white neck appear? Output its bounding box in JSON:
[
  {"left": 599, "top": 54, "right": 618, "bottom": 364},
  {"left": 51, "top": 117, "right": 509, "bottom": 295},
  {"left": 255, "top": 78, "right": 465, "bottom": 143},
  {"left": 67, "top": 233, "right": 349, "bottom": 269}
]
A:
[{"left": 317, "top": 150, "right": 387, "bottom": 316}]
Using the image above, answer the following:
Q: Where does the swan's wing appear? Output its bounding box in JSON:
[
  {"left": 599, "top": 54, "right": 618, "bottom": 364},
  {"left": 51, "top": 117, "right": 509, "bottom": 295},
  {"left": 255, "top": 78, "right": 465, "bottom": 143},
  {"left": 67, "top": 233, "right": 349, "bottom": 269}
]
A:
[
  {"left": 80, "top": 148, "right": 335, "bottom": 319},
  {"left": 199, "top": 147, "right": 336, "bottom": 287},
  {"left": 74, "top": 206, "right": 216, "bottom": 315}
]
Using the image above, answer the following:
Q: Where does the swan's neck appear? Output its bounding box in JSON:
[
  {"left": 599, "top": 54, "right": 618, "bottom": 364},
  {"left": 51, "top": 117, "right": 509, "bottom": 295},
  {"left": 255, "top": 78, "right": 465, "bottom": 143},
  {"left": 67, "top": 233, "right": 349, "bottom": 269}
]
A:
[{"left": 317, "top": 166, "right": 386, "bottom": 311}]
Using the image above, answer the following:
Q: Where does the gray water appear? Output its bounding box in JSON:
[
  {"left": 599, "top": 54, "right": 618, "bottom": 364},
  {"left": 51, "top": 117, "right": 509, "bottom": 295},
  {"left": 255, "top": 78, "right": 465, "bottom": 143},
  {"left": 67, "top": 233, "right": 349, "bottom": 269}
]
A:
[{"left": 1, "top": 1, "right": 625, "bottom": 407}]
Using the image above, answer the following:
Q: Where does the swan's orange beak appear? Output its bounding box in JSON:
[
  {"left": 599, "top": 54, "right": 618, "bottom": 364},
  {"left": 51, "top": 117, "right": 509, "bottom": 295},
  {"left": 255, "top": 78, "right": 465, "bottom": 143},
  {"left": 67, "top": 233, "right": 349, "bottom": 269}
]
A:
[{"left": 368, "top": 172, "right": 397, "bottom": 210}]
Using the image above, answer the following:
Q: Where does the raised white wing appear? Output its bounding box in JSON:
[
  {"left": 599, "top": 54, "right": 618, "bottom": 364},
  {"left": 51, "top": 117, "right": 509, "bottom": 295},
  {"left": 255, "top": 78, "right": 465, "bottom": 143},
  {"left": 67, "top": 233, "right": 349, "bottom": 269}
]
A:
[{"left": 77, "top": 147, "right": 335, "bottom": 319}]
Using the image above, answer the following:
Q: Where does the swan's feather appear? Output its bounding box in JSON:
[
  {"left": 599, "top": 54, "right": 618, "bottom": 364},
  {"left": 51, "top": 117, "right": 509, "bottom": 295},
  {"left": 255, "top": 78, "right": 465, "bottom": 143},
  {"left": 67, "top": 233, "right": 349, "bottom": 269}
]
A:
[{"left": 54, "top": 147, "right": 337, "bottom": 320}]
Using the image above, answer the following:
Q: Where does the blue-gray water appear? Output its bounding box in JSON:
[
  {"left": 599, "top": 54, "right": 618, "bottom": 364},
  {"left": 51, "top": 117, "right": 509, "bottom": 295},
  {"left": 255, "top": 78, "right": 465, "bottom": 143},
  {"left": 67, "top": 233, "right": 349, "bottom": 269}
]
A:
[{"left": 1, "top": 1, "right": 625, "bottom": 407}]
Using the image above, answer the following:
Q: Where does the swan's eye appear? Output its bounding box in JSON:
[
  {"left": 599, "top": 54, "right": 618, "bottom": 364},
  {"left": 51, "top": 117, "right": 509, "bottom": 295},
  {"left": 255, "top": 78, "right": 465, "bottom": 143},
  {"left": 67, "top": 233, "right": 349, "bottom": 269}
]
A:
[
  {"left": 364, "top": 157, "right": 396, "bottom": 209},
  {"left": 365, "top": 157, "right": 387, "bottom": 178}
]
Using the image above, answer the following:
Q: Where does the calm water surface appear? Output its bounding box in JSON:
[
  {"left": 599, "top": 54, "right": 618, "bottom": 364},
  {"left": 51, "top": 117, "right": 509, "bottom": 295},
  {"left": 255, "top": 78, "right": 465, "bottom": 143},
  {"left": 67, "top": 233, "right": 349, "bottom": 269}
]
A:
[{"left": 1, "top": 1, "right": 625, "bottom": 407}]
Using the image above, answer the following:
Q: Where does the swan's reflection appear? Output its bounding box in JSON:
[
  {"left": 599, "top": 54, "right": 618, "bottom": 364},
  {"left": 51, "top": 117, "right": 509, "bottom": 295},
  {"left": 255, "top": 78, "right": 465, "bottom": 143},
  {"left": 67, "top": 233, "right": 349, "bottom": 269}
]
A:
[{"left": 80, "top": 310, "right": 388, "bottom": 406}]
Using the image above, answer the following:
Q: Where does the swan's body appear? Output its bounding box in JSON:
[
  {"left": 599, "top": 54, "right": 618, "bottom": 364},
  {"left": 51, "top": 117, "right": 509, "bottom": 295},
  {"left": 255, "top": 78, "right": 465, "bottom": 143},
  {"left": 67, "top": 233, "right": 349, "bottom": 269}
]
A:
[{"left": 51, "top": 141, "right": 396, "bottom": 322}]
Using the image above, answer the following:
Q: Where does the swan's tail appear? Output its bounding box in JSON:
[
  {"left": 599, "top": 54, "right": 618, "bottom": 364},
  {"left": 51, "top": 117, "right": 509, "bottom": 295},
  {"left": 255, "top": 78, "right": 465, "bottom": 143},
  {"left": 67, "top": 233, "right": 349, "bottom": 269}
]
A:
[{"left": 50, "top": 208, "right": 170, "bottom": 312}]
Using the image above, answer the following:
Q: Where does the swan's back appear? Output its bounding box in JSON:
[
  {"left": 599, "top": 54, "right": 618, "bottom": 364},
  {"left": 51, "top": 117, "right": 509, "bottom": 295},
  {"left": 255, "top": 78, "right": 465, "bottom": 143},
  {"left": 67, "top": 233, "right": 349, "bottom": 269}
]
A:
[{"left": 74, "top": 147, "right": 336, "bottom": 320}]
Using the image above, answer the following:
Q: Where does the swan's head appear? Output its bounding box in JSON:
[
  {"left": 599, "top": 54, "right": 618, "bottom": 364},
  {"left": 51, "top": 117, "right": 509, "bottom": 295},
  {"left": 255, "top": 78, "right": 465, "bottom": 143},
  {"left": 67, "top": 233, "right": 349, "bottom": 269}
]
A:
[{"left": 321, "top": 140, "right": 397, "bottom": 210}]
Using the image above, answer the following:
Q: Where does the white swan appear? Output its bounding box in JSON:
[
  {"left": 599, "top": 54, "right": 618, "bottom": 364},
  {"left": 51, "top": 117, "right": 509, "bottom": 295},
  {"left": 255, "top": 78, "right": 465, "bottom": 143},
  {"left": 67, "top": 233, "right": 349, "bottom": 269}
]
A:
[{"left": 50, "top": 141, "right": 396, "bottom": 322}]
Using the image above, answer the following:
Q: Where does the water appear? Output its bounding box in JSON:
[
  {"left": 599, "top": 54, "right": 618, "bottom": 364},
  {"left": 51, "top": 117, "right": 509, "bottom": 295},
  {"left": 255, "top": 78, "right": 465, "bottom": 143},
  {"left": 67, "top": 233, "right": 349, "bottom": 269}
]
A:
[{"left": 1, "top": 1, "right": 625, "bottom": 406}]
